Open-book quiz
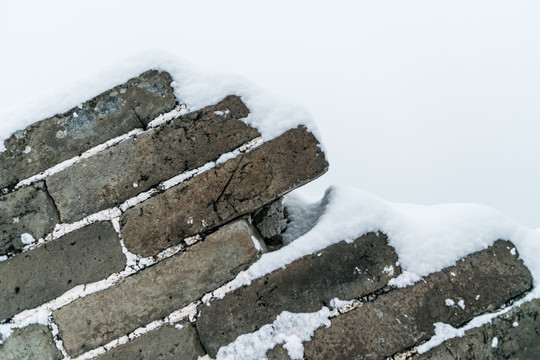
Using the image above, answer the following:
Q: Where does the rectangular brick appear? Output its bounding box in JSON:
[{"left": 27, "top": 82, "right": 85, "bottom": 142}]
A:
[
  {"left": 413, "top": 299, "right": 540, "bottom": 359},
  {"left": 94, "top": 322, "right": 206, "bottom": 360},
  {"left": 46, "top": 96, "right": 259, "bottom": 223},
  {"left": 0, "top": 221, "right": 124, "bottom": 321},
  {"left": 196, "top": 232, "right": 400, "bottom": 357},
  {"left": 53, "top": 219, "right": 260, "bottom": 357},
  {"left": 0, "top": 70, "right": 176, "bottom": 190},
  {"left": 303, "top": 240, "right": 533, "bottom": 360},
  {"left": 0, "top": 324, "right": 62, "bottom": 360},
  {"left": 121, "top": 126, "right": 328, "bottom": 257},
  {"left": 0, "top": 181, "right": 58, "bottom": 256}
]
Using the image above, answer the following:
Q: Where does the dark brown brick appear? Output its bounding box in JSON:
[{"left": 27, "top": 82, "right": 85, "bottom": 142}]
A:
[
  {"left": 0, "top": 70, "right": 176, "bottom": 190},
  {"left": 0, "top": 324, "right": 62, "bottom": 360},
  {"left": 304, "top": 240, "right": 533, "bottom": 360},
  {"left": 413, "top": 299, "right": 540, "bottom": 360},
  {"left": 0, "top": 221, "right": 124, "bottom": 321},
  {"left": 121, "top": 126, "right": 328, "bottom": 257},
  {"left": 94, "top": 322, "right": 205, "bottom": 360},
  {"left": 54, "top": 219, "right": 260, "bottom": 357},
  {"left": 0, "top": 182, "right": 58, "bottom": 256},
  {"left": 197, "top": 232, "right": 400, "bottom": 357},
  {"left": 46, "top": 96, "right": 259, "bottom": 223}
]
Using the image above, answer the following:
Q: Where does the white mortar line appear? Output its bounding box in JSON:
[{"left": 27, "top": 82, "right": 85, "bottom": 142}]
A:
[
  {"left": 11, "top": 105, "right": 186, "bottom": 192},
  {"left": 63, "top": 219, "right": 264, "bottom": 359},
  {"left": 14, "top": 129, "right": 143, "bottom": 190},
  {"left": 1, "top": 134, "right": 263, "bottom": 342},
  {"left": 0, "top": 227, "right": 199, "bottom": 344},
  {"left": 70, "top": 301, "right": 202, "bottom": 360},
  {"left": 0, "top": 111, "right": 267, "bottom": 353},
  {"left": 50, "top": 319, "right": 72, "bottom": 359},
  {"left": 5, "top": 136, "right": 262, "bottom": 261},
  {"left": 146, "top": 104, "right": 188, "bottom": 128}
]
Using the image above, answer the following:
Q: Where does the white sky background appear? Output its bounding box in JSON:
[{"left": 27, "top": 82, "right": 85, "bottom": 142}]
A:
[{"left": 1, "top": 1, "right": 539, "bottom": 228}]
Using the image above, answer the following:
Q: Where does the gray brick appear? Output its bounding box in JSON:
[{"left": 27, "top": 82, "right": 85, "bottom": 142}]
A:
[
  {"left": 54, "top": 219, "right": 260, "bottom": 357},
  {"left": 47, "top": 96, "right": 259, "bottom": 223},
  {"left": 0, "top": 182, "right": 58, "bottom": 256},
  {"left": 0, "top": 221, "right": 124, "bottom": 321},
  {"left": 413, "top": 299, "right": 540, "bottom": 360},
  {"left": 94, "top": 322, "right": 205, "bottom": 360},
  {"left": 0, "top": 324, "right": 62, "bottom": 360},
  {"left": 304, "top": 240, "right": 533, "bottom": 360},
  {"left": 0, "top": 70, "right": 176, "bottom": 190},
  {"left": 197, "top": 232, "right": 400, "bottom": 357},
  {"left": 121, "top": 126, "right": 328, "bottom": 257}
]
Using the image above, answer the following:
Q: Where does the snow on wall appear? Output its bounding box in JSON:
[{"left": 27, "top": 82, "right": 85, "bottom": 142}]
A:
[{"left": 0, "top": 50, "right": 322, "bottom": 152}]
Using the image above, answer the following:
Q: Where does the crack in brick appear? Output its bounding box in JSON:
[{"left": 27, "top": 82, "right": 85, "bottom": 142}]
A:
[{"left": 213, "top": 155, "right": 245, "bottom": 221}]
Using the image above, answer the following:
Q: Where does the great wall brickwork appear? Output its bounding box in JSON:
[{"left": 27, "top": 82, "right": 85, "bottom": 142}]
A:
[{"left": 0, "top": 70, "right": 538, "bottom": 359}]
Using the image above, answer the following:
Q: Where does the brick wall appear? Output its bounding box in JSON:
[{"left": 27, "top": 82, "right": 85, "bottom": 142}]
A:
[{"left": 0, "top": 70, "right": 538, "bottom": 360}]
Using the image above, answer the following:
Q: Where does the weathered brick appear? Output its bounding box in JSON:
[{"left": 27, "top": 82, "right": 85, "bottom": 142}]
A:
[
  {"left": 121, "top": 126, "right": 328, "bottom": 257},
  {"left": 413, "top": 299, "right": 540, "bottom": 360},
  {"left": 0, "top": 324, "right": 62, "bottom": 360},
  {"left": 94, "top": 322, "right": 206, "bottom": 360},
  {"left": 303, "top": 240, "right": 533, "bottom": 360},
  {"left": 0, "top": 70, "right": 176, "bottom": 190},
  {"left": 197, "top": 232, "right": 400, "bottom": 357},
  {"left": 0, "top": 221, "right": 124, "bottom": 321},
  {"left": 54, "top": 219, "right": 260, "bottom": 357},
  {"left": 0, "top": 182, "right": 58, "bottom": 256},
  {"left": 47, "top": 96, "right": 259, "bottom": 223}
]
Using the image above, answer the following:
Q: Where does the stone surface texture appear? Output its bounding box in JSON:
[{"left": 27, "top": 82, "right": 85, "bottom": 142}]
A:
[
  {"left": 197, "top": 232, "right": 400, "bottom": 357},
  {"left": 413, "top": 299, "right": 540, "bottom": 360},
  {"left": 0, "top": 70, "right": 176, "bottom": 190},
  {"left": 94, "top": 322, "right": 206, "bottom": 360},
  {"left": 0, "top": 181, "right": 58, "bottom": 256},
  {"left": 120, "top": 126, "right": 328, "bottom": 257},
  {"left": 2, "top": 70, "right": 538, "bottom": 360},
  {"left": 0, "top": 324, "right": 62, "bottom": 360},
  {"left": 54, "top": 219, "right": 260, "bottom": 357},
  {"left": 0, "top": 221, "right": 124, "bottom": 321},
  {"left": 47, "top": 95, "right": 259, "bottom": 223},
  {"left": 253, "top": 197, "right": 288, "bottom": 249},
  {"left": 303, "top": 240, "right": 533, "bottom": 360}
]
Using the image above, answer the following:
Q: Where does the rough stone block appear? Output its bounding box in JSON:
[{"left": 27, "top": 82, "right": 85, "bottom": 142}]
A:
[
  {"left": 0, "top": 324, "right": 62, "bottom": 360},
  {"left": 121, "top": 126, "right": 328, "bottom": 257},
  {"left": 0, "top": 221, "right": 124, "bottom": 321},
  {"left": 94, "top": 322, "right": 206, "bottom": 360},
  {"left": 0, "top": 70, "right": 176, "bottom": 190},
  {"left": 303, "top": 240, "right": 533, "bottom": 360},
  {"left": 47, "top": 95, "right": 259, "bottom": 223},
  {"left": 253, "top": 197, "right": 288, "bottom": 250},
  {"left": 0, "top": 182, "right": 58, "bottom": 256},
  {"left": 414, "top": 299, "right": 540, "bottom": 360},
  {"left": 54, "top": 219, "right": 260, "bottom": 357},
  {"left": 197, "top": 232, "right": 400, "bottom": 357}
]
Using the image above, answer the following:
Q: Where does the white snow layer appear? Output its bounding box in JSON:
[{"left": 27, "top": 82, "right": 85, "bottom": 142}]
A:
[
  {"left": 0, "top": 50, "right": 321, "bottom": 152},
  {"left": 216, "top": 307, "right": 331, "bottom": 360},
  {"left": 228, "top": 185, "right": 540, "bottom": 295},
  {"left": 218, "top": 185, "right": 540, "bottom": 358}
]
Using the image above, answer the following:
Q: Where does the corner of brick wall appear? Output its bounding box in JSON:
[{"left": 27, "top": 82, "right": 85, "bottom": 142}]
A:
[
  {"left": 1, "top": 69, "right": 538, "bottom": 360},
  {"left": 0, "top": 69, "right": 329, "bottom": 359}
]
